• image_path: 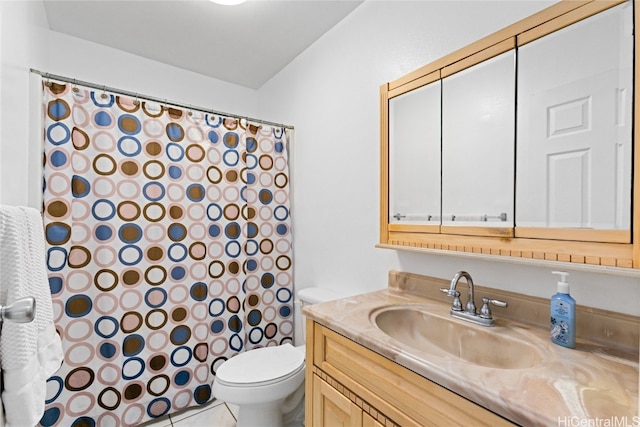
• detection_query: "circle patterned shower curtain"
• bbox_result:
[39,81,293,427]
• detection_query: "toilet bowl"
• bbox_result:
[213,343,305,426]
[212,287,351,427]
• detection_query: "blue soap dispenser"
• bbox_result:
[550,271,576,348]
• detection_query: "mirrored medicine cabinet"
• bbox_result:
[380,0,639,269]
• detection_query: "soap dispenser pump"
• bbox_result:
[550,271,576,348]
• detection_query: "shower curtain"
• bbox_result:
[38,81,293,427]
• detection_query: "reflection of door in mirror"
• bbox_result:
[516,2,632,231]
[441,51,515,228]
[389,80,441,224]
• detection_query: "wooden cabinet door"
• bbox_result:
[312,374,363,427]
[363,412,384,427]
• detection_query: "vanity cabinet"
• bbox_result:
[306,320,515,427]
[380,0,639,269]
[312,375,383,427]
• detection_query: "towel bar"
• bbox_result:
[0,296,36,324]
[392,212,508,222]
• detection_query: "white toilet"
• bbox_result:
[212,287,350,427]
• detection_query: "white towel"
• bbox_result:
[0,205,63,427]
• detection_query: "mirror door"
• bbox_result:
[441,50,515,236]
[388,78,441,231]
[516,1,633,242]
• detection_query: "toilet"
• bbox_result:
[212,287,350,427]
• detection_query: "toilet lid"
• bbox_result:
[216,343,305,386]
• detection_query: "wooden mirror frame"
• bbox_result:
[379,0,639,269]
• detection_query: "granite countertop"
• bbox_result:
[303,288,639,426]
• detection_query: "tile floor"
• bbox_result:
[138,400,239,427]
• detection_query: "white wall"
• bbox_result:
[0,0,257,208]
[257,1,640,318]
[0,0,49,208]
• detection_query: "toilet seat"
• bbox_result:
[215,343,305,388]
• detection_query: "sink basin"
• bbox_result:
[372,305,543,369]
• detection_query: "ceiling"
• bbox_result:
[42,0,363,89]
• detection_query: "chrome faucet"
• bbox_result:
[448,271,476,313]
[440,271,507,327]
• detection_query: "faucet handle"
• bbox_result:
[479,297,508,319]
[440,288,463,311]
[487,298,508,308]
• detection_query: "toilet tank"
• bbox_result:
[294,287,354,346]
[297,287,352,306]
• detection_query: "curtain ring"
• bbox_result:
[72,79,79,93]
[44,76,52,87]
[133,93,140,107]
[100,85,108,99]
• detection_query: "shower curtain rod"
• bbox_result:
[30,68,295,130]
